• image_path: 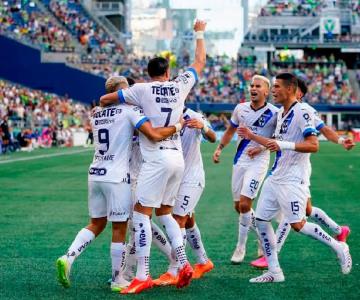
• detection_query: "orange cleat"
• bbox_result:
[176,262,193,289]
[192,260,214,279]
[120,277,153,294]
[250,256,268,269]
[152,272,178,286]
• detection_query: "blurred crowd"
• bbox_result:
[260,0,324,17]
[0,79,91,154]
[0,0,75,52]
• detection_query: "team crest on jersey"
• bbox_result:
[280,110,295,134]
[252,109,273,128]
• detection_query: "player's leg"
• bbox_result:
[185,213,214,279]
[307,198,350,241]
[56,181,107,288]
[107,182,133,292]
[283,184,352,275]
[250,179,284,283]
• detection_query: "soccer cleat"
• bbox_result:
[231,246,245,264]
[176,262,194,289]
[336,226,350,243]
[56,255,71,288]
[250,256,268,269]
[120,277,153,294]
[192,260,214,279]
[110,277,131,292]
[249,270,285,283]
[337,242,352,274]
[152,272,178,286]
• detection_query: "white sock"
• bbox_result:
[310,206,341,235]
[133,211,151,280]
[299,222,343,253]
[66,228,95,265]
[181,227,187,247]
[151,221,173,260]
[111,242,126,283]
[256,220,281,273]
[275,219,291,253]
[237,211,252,250]
[250,208,257,231]
[124,220,136,277]
[186,224,208,264]
[158,214,188,267]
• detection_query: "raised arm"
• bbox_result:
[189,20,207,76]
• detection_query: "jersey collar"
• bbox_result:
[281,101,298,118]
[250,102,267,112]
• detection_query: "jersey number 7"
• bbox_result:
[161,107,172,127]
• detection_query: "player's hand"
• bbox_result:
[342,138,355,150]
[237,126,253,140]
[179,116,185,128]
[266,140,280,152]
[194,20,207,32]
[91,106,101,116]
[185,118,204,129]
[213,148,221,164]
[247,147,262,159]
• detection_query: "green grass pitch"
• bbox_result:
[0,142,359,299]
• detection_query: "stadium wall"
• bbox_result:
[0,35,105,104]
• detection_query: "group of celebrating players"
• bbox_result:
[56,20,354,294]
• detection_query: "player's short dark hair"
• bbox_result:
[147,57,169,78]
[297,78,308,97]
[275,72,298,92]
[126,77,136,86]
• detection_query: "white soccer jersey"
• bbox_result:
[269,101,317,185]
[180,108,210,187]
[118,68,198,161]
[89,105,148,183]
[129,134,143,183]
[301,102,325,131]
[230,102,279,165]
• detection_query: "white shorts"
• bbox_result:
[173,183,204,216]
[255,177,307,224]
[136,150,184,208]
[88,181,132,222]
[232,161,268,201]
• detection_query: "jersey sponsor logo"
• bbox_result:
[151,85,178,96]
[279,110,295,134]
[174,73,191,84]
[89,167,107,176]
[155,97,178,104]
[95,118,115,126]
[252,109,274,128]
[92,107,122,119]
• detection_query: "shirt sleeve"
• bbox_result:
[128,106,149,129]
[299,108,317,138]
[313,111,325,130]
[174,68,198,101]
[117,84,143,106]
[230,105,240,128]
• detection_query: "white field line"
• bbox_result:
[0,148,92,165]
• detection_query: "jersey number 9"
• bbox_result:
[98,128,109,155]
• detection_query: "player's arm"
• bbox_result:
[237,126,271,147]
[185,118,216,143]
[320,126,355,150]
[212,125,237,163]
[189,20,207,76]
[100,86,140,107]
[138,121,183,142]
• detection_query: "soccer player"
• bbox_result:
[153,107,216,286]
[99,20,207,294]
[251,77,356,268]
[56,76,183,292]
[212,75,278,264]
[238,73,352,283]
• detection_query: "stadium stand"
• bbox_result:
[44,0,124,62]
[0,78,91,153]
[0,0,75,52]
